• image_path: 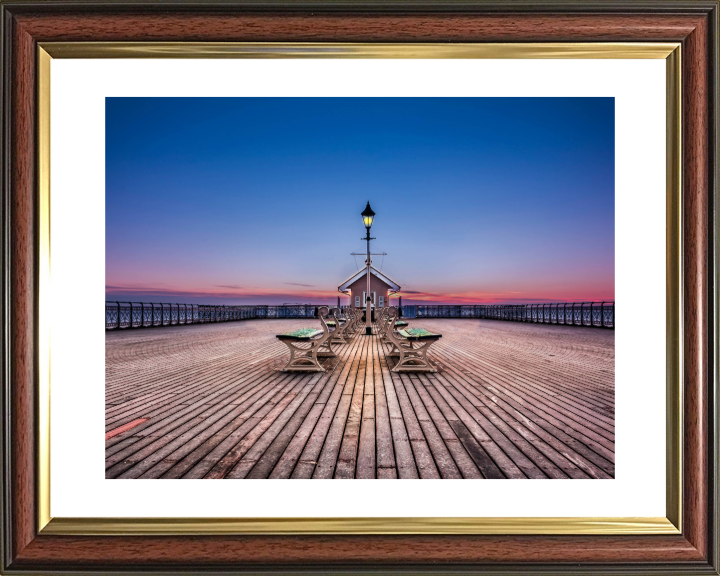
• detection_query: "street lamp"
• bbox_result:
[361,202,376,229]
[361,202,376,335]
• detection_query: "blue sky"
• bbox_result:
[106,97,614,305]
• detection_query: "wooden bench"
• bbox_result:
[276,306,336,372]
[377,307,409,342]
[386,326,442,372]
[377,306,391,329]
[326,307,352,344]
[345,306,361,334]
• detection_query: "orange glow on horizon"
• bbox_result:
[105,283,613,304]
[392,290,614,304]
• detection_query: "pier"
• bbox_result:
[106,318,615,479]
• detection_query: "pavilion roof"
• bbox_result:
[338,266,401,293]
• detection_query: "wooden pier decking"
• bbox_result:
[106,319,615,479]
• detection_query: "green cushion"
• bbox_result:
[399,328,441,340]
[395,321,409,327]
[277,328,323,340]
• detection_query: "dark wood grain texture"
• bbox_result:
[9,534,707,567]
[8,11,37,565]
[681,11,711,562]
[10,12,708,42]
[1,3,716,574]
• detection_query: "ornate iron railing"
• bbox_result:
[107,301,614,330]
[407,301,614,328]
[105,302,321,330]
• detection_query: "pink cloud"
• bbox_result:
[394,289,614,304]
[105,284,341,303]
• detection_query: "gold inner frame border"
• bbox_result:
[36,41,682,536]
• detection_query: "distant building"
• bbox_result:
[338,266,401,309]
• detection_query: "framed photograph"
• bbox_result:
[1,1,717,573]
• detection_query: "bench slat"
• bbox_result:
[398,328,441,340]
[277,328,323,340]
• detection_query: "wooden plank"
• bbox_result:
[226,376,321,479]
[355,335,377,479]
[430,322,613,438]
[399,373,462,479]
[440,326,615,427]
[443,341,615,441]
[245,358,345,479]
[408,374,482,479]
[418,370,519,479]
[289,332,365,478]
[376,333,417,479]
[333,335,369,479]
[150,373,306,479]
[204,380,305,479]
[312,334,368,478]
[106,368,299,477]
[417,376,505,480]
[432,368,587,479]
[372,334,397,477]
[268,335,364,479]
[386,365,440,479]
[111,372,300,478]
[105,343,289,441]
[436,352,615,477]
[105,418,148,441]
[105,336,291,430]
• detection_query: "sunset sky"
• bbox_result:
[106,97,614,305]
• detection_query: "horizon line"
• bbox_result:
[105,298,615,306]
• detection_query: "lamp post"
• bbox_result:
[361,201,376,335]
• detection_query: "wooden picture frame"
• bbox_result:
[1,1,717,573]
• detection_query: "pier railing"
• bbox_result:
[105,302,320,330]
[107,300,614,330]
[403,302,614,328]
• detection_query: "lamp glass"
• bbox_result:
[361,202,376,229]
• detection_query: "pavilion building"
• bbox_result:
[338,266,401,309]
